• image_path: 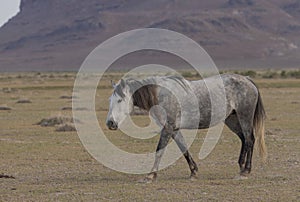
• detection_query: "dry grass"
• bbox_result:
[0,72,299,201]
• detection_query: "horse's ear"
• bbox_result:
[120,79,125,88]
[111,80,116,88]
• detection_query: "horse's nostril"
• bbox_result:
[107,120,113,127]
[107,120,117,129]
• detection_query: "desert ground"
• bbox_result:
[0,72,299,201]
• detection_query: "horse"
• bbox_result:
[106,74,266,182]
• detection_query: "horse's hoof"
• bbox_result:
[138,173,157,184]
[240,169,251,176]
[190,175,198,181]
[234,175,248,180]
[138,177,156,184]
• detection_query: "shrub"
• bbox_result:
[262,71,279,79]
[181,71,193,78]
[240,70,257,78]
[280,70,287,78]
[289,70,300,79]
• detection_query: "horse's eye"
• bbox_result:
[117,99,122,103]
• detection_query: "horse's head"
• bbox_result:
[106,79,133,130]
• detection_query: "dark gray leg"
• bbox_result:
[172,131,198,178]
[225,113,247,172]
[242,131,255,175]
[238,113,256,176]
[238,135,246,172]
[143,126,172,182]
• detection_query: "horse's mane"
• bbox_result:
[114,75,191,111]
[132,83,158,111]
[164,75,191,91]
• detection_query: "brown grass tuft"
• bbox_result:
[16,99,32,104]
[37,116,74,127]
[0,105,12,110]
[55,123,76,132]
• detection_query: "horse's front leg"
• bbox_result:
[142,127,172,183]
[172,131,198,179]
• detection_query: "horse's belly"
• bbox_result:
[178,107,226,130]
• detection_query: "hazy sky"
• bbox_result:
[0,0,21,27]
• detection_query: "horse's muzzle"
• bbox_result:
[106,120,118,130]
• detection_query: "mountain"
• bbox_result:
[0,0,300,71]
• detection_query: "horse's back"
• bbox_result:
[189,73,258,110]
[221,74,258,112]
[187,74,258,128]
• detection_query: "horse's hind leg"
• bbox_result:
[242,131,255,175]
[172,130,198,179]
[236,114,255,175]
[225,113,246,172]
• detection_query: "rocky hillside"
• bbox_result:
[0,0,299,71]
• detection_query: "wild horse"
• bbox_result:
[106,74,266,182]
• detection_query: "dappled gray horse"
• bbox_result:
[106,74,266,182]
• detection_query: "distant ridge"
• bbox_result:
[0,0,299,71]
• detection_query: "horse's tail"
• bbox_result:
[248,78,267,160]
